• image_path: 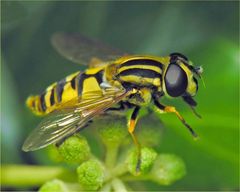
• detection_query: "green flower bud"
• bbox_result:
[77,160,104,190]
[150,154,186,185]
[39,179,67,192]
[58,135,90,164]
[97,115,128,146]
[127,147,157,176]
[47,145,63,163]
[137,113,163,147]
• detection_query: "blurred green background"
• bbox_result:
[1,1,239,191]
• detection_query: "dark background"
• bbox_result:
[1,1,239,191]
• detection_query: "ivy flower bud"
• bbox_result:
[39,179,67,192]
[97,115,128,146]
[150,154,186,185]
[127,147,157,176]
[77,160,104,190]
[137,113,163,147]
[58,135,90,164]
[47,145,63,163]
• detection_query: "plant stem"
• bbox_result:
[111,178,128,192]
[1,165,75,187]
[111,162,128,177]
[120,174,152,181]
[105,144,119,169]
[100,183,112,192]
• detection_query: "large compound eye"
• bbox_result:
[165,64,188,97]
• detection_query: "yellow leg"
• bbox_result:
[154,99,198,138]
[165,106,184,121]
[128,106,141,173]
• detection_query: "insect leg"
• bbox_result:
[182,96,201,118]
[154,99,198,138]
[128,106,141,172]
[189,106,202,119]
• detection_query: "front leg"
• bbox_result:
[182,95,202,118]
[153,99,198,138]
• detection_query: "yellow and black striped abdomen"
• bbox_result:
[26,71,80,115]
[117,58,163,88]
[26,67,105,116]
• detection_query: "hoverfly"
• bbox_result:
[22,32,203,170]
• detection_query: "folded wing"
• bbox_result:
[22,88,130,151]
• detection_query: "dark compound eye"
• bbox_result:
[165,64,188,97]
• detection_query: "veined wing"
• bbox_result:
[22,88,130,152]
[51,32,127,65]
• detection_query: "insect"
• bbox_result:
[22,32,203,170]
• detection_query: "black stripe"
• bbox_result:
[170,53,188,63]
[50,88,55,106]
[121,59,163,69]
[31,99,35,108]
[77,71,103,96]
[77,72,87,96]
[94,70,103,85]
[193,77,198,92]
[118,68,160,79]
[70,76,76,90]
[56,79,66,102]
[40,93,47,112]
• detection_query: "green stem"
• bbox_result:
[105,144,119,169]
[120,174,152,181]
[111,178,128,192]
[1,165,76,187]
[64,182,83,191]
[100,183,112,192]
[111,162,128,177]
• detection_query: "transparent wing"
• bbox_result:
[22,88,130,152]
[51,32,127,65]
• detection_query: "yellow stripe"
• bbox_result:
[82,77,102,94]
[65,71,80,81]
[46,82,57,92]
[120,75,161,86]
[31,71,81,115]
[85,66,104,75]
[118,65,162,74]
[61,82,78,102]
[44,90,52,109]
[115,55,170,66]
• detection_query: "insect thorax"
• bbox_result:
[104,56,168,106]
[106,56,166,92]
[126,87,152,106]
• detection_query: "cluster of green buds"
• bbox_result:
[39,113,186,191]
